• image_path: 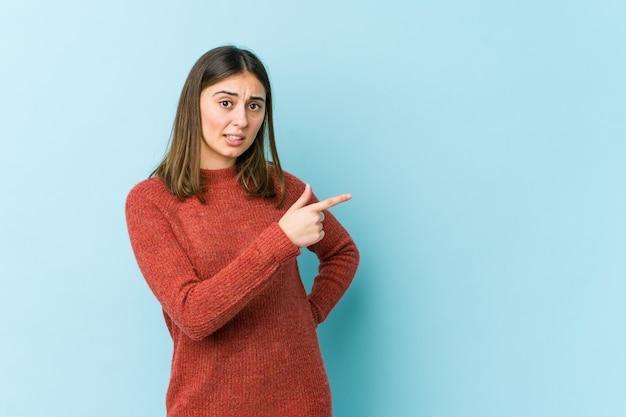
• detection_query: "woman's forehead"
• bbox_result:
[205,72,266,97]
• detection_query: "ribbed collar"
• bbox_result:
[199,166,239,187]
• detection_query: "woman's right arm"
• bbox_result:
[125,184,300,341]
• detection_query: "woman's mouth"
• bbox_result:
[224,134,245,145]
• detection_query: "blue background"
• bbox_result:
[1,1,625,416]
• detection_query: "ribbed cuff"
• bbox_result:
[261,222,301,264]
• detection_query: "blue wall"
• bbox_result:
[1,1,625,416]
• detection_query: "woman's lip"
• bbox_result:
[224,134,245,145]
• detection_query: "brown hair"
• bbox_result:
[152,46,285,206]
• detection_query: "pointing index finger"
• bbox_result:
[310,193,352,211]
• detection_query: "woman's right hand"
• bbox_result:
[278,184,352,248]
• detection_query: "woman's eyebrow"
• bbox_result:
[213,90,265,102]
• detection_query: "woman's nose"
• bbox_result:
[231,105,249,128]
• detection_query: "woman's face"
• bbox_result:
[198,71,266,169]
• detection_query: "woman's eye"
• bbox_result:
[249,103,262,111]
[219,100,232,108]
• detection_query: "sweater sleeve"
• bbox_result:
[125,183,300,340]
[285,177,360,325]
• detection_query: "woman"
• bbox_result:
[125,46,359,417]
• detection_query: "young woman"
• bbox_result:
[125,46,359,417]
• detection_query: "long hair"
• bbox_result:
[152,46,285,206]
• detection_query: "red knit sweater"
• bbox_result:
[125,166,359,417]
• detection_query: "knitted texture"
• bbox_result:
[125,166,359,417]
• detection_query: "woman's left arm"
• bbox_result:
[306,195,360,325]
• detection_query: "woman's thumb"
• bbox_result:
[289,184,312,211]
